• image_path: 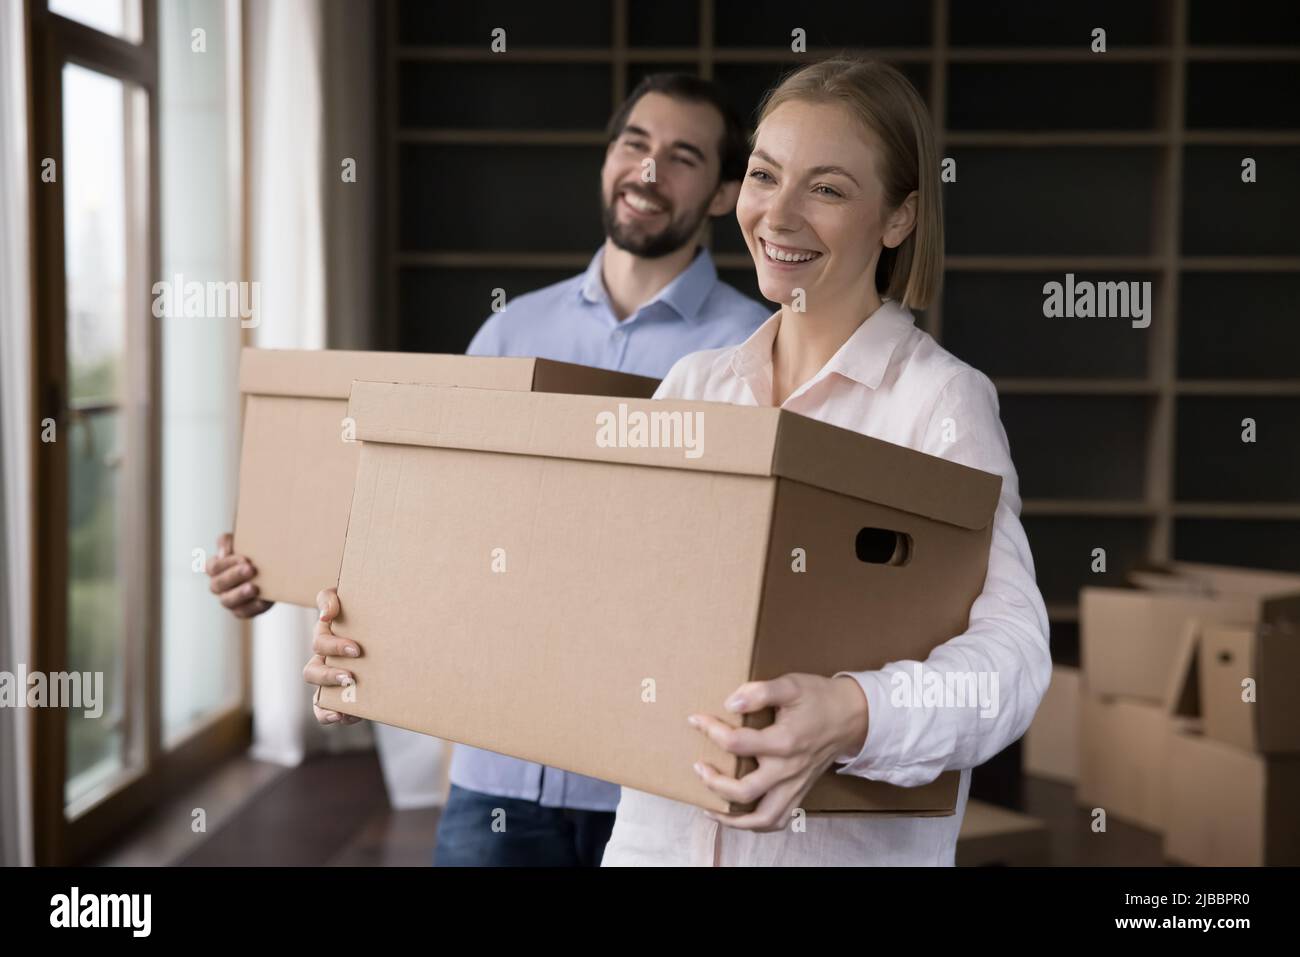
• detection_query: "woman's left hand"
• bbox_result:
[690,674,870,832]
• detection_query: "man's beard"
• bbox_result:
[601,183,711,259]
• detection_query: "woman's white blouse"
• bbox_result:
[600,300,1052,867]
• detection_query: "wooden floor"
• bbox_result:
[99,750,1167,867]
[1021,776,1165,867]
[178,752,442,867]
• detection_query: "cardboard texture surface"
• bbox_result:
[319,384,1004,814]
[233,349,658,606]
[1079,586,1258,705]
[1077,688,1193,834]
[1172,614,1300,754]
[1164,730,1300,866]
[1136,564,1300,752]
[1024,665,1080,784]
[1132,562,1300,599]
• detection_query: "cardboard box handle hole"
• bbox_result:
[855,527,912,567]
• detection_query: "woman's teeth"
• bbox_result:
[623,191,666,214]
[762,239,820,263]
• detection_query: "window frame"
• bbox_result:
[27,0,252,866]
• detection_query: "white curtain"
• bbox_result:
[244,0,449,806]
[245,0,350,764]
[0,0,35,867]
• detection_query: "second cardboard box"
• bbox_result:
[233,349,659,606]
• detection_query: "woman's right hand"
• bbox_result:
[304,587,364,726]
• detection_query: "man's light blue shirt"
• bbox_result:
[457,244,770,811]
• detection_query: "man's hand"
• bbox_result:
[206,532,273,619]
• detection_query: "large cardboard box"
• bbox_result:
[1166,613,1300,754]
[1164,729,1300,866]
[956,800,1050,866]
[1024,664,1080,784]
[318,383,1005,814]
[1135,562,1300,752]
[233,349,658,606]
[1077,687,1192,833]
[1079,586,1258,705]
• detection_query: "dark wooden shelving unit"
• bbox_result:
[378,0,1300,674]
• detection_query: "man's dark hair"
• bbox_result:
[604,73,749,184]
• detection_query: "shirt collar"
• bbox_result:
[728,299,916,392]
[578,249,608,306]
[578,245,718,325]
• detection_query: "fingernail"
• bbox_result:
[242,584,256,597]
[345,645,359,657]
[693,762,705,777]
[687,715,700,728]
[325,712,340,723]
[337,673,352,686]
[725,697,745,712]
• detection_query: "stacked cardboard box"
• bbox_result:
[1075,562,1300,864]
[1024,664,1080,785]
[1158,567,1300,866]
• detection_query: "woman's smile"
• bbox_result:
[759,236,823,268]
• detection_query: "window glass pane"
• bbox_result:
[65,410,126,799]
[159,0,242,745]
[49,0,142,43]
[64,66,126,408]
[62,62,137,805]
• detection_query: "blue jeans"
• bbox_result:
[432,784,617,867]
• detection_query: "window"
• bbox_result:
[60,61,150,809]
[49,0,142,43]
[29,0,248,864]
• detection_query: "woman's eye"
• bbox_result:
[748,169,773,183]
[814,184,842,197]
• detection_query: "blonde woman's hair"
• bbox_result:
[754,57,943,310]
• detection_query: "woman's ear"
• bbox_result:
[882,190,919,249]
[709,179,742,217]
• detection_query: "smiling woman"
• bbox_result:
[742,59,943,321]
[600,57,1051,867]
